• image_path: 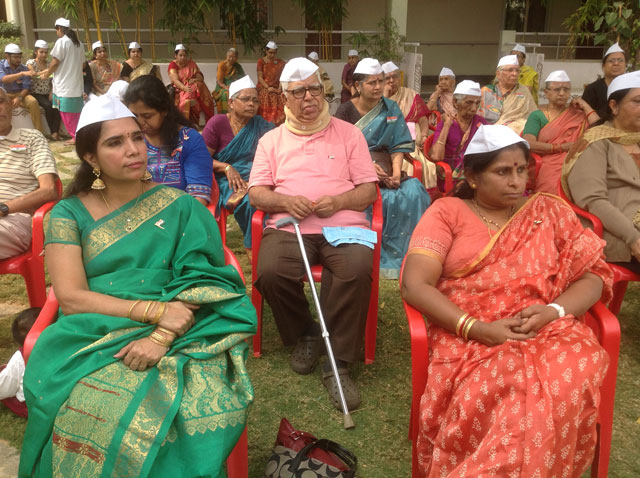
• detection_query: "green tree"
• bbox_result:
[564,0,640,68]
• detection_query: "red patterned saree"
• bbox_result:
[169,60,215,125]
[407,194,612,477]
[256,57,286,125]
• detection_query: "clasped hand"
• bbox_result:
[114,301,199,371]
[474,304,559,347]
[285,195,341,220]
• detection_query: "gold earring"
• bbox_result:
[91,168,106,190]
[470,183,477,189]
[141,169,152,181]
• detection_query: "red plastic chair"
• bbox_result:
[427,110,442,132]
[422,134,453,194]
[399,260,620,478]
[250,186,383,364]
[557,182,640,315]
[23,245,250,478]
[0,177,63,308]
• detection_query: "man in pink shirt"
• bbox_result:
[249,58,378,411]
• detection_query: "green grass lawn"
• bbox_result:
[0,147,639,476]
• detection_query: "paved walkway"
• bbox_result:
[0,440,19,477]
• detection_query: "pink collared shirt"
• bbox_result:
[249,117,378,234]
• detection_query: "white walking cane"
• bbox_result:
[275,216,356,429]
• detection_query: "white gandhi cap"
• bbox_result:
[55,18,70,28]
[174,44,186,52]
[4,43,21,54]
[354,58,383,75]
[465,124,529,156]
[497,55,519,68]
[76,94,136,133]
[439,67,455,77]
[229,75,256,99]
[347,49,358,57]
[92,41,104,51]
[106,80,129,102]
[382,61,399,74]
[607,71,640,99]
[604,42,624,58]
[453,80,481,97]
[280,57,319,82]
[307,51,319,61]
[544,70,571,83]
[34,40,48,49]
[128,42,141,50]
[265,41,277,50]
[511,43,526,54]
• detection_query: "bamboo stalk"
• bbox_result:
[203,16,219,59]
[150,0,156,60]
[136,12,140,44]
[79,1,92,52]
[107,0,127,56]
[92,0,102,43]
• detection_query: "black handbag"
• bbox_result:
[265,438,357,478]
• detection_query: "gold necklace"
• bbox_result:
[472,199,514,235]
[99,182,146,232]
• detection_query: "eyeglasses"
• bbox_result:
[548,87,571,94]
[606,57,625,64]
[501,67,520,74]
[236,96,258,104]
[285,85,323,99]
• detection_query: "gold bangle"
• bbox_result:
[463,318,477,341]
[150,302,166,325]
[151,331,173,346]
[141,301,154,323]
[156,325,176,338]
[224,164,232,172]
[455,312,469,337]
[128,300,142,319]
[148,333,171,348]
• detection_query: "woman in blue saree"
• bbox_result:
[335,59,431,278]
[203,76,274,248]
[19,95,256,478]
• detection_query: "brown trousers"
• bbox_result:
[254,228,372,363]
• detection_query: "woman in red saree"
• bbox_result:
[523,70,599,193]
[168,45,215,126]
[402,124,612,478]
[256,42,286,125]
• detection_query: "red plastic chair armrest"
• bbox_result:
[23,288,59,363]
[404,153,423,181]
[223,245,246,285]
[556,181,604,237]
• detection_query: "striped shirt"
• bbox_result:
[0,127,57,203]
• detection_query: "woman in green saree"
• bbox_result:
[19,95,257,478]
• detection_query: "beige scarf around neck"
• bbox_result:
[284,100,331,135]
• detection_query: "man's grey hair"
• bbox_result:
[227,47,237,55]
[280,71,323,93]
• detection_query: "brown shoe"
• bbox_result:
[289,336,323,375]
[322,367,361,411]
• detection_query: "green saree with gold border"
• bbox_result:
[19,185,256,478]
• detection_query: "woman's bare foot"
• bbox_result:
[63,138,75,145]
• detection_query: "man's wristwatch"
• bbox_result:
[547,303,565,318]
[0,203,9,217]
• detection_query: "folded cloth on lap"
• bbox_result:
[322,226,377,249]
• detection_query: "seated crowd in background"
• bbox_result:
[3,23,639,476]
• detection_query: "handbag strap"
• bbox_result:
[290,438,357,477]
